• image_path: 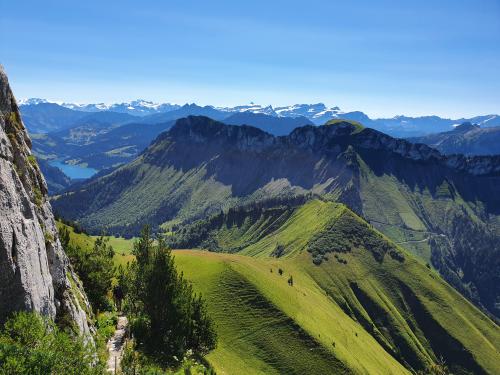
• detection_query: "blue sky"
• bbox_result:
[1,0,499,118]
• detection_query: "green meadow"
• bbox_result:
[57,200,500,374]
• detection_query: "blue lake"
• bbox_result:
[49,160,97,180]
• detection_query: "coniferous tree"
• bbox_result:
[123,226,216,364]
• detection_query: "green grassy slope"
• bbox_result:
[52,159,238,234]
[172,200,500,375]
[56,221,135,266]
[325,119,365,134]
[175,251,408,375]
[355,153,500,316]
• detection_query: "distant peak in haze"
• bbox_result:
[452,122,480,132]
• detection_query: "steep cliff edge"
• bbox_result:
[0,66,93,337]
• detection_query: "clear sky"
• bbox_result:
[1,0,499,118]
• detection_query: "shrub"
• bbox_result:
[0,311,103,374]
[33,186,43,208]
[59,226,115,312]
[27,155,38,169]
[271,243,285,258]
[121,340,216,375]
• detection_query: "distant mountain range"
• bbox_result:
[19,98,181,117]
[407,122,500,156]
[19,98,500,137]
[20,99,500,192]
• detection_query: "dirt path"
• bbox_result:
[397,238,429,245]
[107,316,128,374]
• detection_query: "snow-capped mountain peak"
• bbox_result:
[62,102,111,111]
[275,103,343,123]
[19,98,346,124]
[18,98,49,106]
[126,99,160,109]
[218,104,278,116]
[217,102,344,122]
[53,99,180,116]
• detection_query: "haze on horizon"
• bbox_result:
[1,0,499,119]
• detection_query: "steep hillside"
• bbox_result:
[408,122,500,155]
[52,116,500,318]
[171,199,500,375]
[0,66,93,337]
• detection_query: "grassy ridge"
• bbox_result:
[356,153,500,317]
[174,251,408,375]
[172,200,500,374]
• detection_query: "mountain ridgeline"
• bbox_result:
[52,116,500,320]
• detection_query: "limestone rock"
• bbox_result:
[0,65,94,339]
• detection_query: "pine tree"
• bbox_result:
[124,226,217,364]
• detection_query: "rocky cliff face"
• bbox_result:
[0,66,93,337]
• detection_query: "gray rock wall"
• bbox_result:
[0,65,93,338]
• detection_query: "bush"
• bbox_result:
[59,226,115,312]
[121,340,216,375]
[96,311,118,341]
[0,311,103,374]
[271,243,285,258]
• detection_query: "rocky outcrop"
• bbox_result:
[289,122,500,176]
[167,118,500,177]
[0,65,94,338]
[163,116,276,151]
